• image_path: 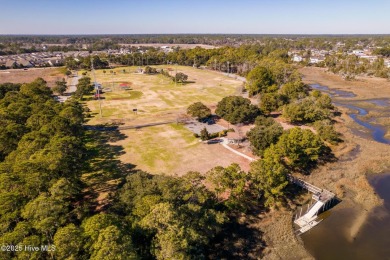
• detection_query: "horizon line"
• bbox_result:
[1,33,390,37]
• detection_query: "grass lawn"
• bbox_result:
[86,66,249,175]
[86,65,242,125]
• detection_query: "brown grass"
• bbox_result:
[86,67,247,176]
[300,67,390,99]
[260,210,313,260]
[298,66,390,241]
[0,67,65,87]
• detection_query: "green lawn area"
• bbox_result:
[104,90,143,100]
[86,66,243,174]
[86,65,242,125]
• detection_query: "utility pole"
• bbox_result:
[175,63,178,87]
[91,56,102,118]
[110,63,114,91]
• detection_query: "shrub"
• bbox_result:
[200,127,210,141]
[275,128,326,171]
[246,66,275,96]
[314,120,342,145]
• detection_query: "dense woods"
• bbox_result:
[0,79,86,259]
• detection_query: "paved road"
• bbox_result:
[68,74,79,93]
[84,120,176,131]
[57,73,79,102]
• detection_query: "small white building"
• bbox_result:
[360,55,378,63]
[161,46,173,53]
[352,50,364,56]
[310,56,325,64]
[292,55,303,62]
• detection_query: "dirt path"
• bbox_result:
[57,74,80,102]
[220,138,255,161]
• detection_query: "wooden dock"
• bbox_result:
[288,175,336,235]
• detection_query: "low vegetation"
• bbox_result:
[282,91,333,124]
[0,82,21,99]
[275,128,327,172]
[144,65,158,74]
[0,78,86,259]
[314,119,342,145]
[65,55,109,70]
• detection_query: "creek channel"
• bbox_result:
[301,84,390,259]
[310,84,390,145]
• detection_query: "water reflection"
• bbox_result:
[335,103,390,145]
[310,84,390,145]
[302,174,390,260]
[310,84,357,98]
[302,83,390,259]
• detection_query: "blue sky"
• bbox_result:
[1,0,389,34]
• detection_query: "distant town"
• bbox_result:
[1,36,389,81]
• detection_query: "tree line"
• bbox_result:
[2,35,390,55]
[0,79,87,259]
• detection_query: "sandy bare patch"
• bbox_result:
[113,125,251,176]
[0,67,65,87]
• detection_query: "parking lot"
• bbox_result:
[185,119,226,135]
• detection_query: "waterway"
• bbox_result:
[310,84,390,145]
[301,84,390,260]
[302,173,390,260]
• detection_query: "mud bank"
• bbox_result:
[299,67,390,259]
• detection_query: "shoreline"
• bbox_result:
[247,67,390,259]
[299,67,390,245]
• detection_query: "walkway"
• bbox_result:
[220,138,255,162]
